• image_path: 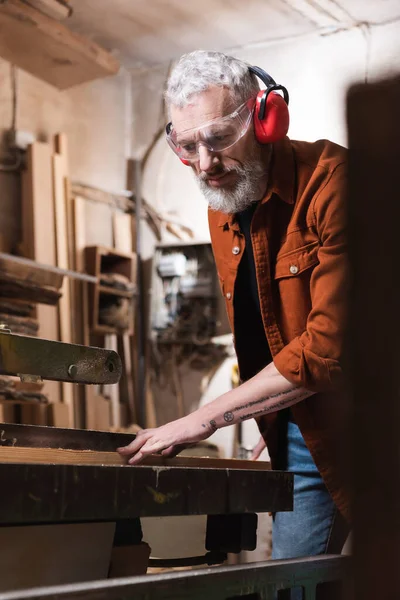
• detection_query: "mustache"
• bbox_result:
[198,164,244,182]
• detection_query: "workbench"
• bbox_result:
[0,422,293,593]
[0,331,349,599]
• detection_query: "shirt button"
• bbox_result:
[290,265,299,274]
[232,246,240,255]
[226,292,232,300]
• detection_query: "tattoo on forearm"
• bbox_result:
[212,387,310,429]
[224,411,234,423]
[202,420,218,431]
[238,391,310,421]
[232,386,298,414]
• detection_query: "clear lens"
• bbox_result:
[167,99,254,162]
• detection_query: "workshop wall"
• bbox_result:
[0,57,128,251]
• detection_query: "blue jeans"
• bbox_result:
[272,419,349,599]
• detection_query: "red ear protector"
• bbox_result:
[248,66,289,144]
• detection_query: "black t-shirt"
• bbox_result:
[234,203,292,459]
[234,203,272,379]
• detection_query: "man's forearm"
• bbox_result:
[199,362,314,432]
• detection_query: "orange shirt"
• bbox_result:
[208,136,350,520]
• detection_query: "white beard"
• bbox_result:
[196,160,267,215]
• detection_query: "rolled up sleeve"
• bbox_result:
[273,164,348,392]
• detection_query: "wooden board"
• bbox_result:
[0,446,271,470]
[47,403,70,428]
[22,142,60,403]
[20,403,48,426]
[54,134,75,275]
[0,255,63,289]
[113,212,133,254]
[118,334,137,424]
[0,275,61,305]
[0,402,15,423]
[104,334,120,428]
[72,195,91,429]
[73,196,89,346]
[85,394,110,431]
[53,140,74,425]
[0,0,119,89]
[85,201,113,248]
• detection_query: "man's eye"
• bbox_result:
[213,134,227,142]
[181,143,196,153]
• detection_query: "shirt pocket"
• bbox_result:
[273,241,320,339]
[274,241,320,280]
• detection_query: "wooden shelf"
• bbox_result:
[0,0,120,89]
[85,246,137,336]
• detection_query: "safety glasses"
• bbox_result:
[166,98,255,163]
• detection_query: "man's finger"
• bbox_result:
[127,439,170,463]
[161,443,187,457]
[128,451,145,465]
[117,431,152,454]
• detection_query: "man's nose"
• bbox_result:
[198,144,219,172]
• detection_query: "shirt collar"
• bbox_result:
[216,136,295,229]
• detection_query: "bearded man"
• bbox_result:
[118,51,350,582]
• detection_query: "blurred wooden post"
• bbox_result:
[347,75,400,600]
[127,158,146,428]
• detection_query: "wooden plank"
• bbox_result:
[0,276,61,305]
[118,334,137,424]
[0,0,120,90]
[73,196,90,429]
[85,394,110,431]
[0,402,15,423]
[47,403,70,428]
[0,298,34,317]
[85,202,113,248]
[113,212,133,254]
[54,134,75,273]
[73,196,89,346]
[20,403,48,426]
[53,141,73,425]
[104,334,120,428]
[145,366,157,429]
[0,446,271,470]
[118,402,129,428]
[0,255,63,289]
[0,312,38,336]
[23,142,60,403]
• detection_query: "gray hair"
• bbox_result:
[165,51,260,109]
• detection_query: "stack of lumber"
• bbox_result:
[0,299,38,336]
[18,136,74,424]
[0,375,48,424]
[0,256,62,307]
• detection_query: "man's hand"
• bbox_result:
[251,435,267,460]
[117,413,213,464]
